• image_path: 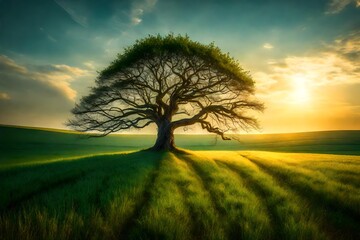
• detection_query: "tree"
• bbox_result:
[68,34,264,151]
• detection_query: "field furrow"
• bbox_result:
[242,152,360,240]
[179,152,272,240]
[276,158,360,192]
[171,153,226,240]
[243,153,360,219]
[0,151,161,240]
[128,152,193,240]
[118,164,160,238]
[1,146,360,240]
[176,153,229,226]
[218,160,326,240]
[194,151,327,240]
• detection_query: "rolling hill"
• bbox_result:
[1,125,359,168]
[0,125,359,239]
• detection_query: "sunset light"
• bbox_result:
[291,75,310,104]
[0,0,358,133]
[1,1,359,239]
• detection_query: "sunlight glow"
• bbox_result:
[291,75,310,104]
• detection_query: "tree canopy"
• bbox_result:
[68,34,264,150]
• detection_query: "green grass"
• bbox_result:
[0,125,360,239]
[1,125,359,168]
[0,151,162,239]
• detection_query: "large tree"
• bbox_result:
[68,34,264,150]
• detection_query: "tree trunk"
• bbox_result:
[152,120,175,151]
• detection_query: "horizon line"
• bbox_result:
[1,123,359,136]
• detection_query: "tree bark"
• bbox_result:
[152,120,175,151]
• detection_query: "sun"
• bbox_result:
[291,75,310,104]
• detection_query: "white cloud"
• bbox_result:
[33,65,89,101]
[329,31,360,56]
[0,55,88,101]
[0,55,27,74]
[325,0,360,14]
[0,92,10,100]
[266,59,278,65]
[277,52,358,86]
[83,61,96,70]
[263,43,274,49]
[132,16,142,25]
[0,56,95,128]
[52,64,87,76]
[130,0,157,25]
[33,72,77,101]
[254,32,360,104]
[131,8,144,25]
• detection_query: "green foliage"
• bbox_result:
[99,34,253,87]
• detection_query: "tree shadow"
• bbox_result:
[0,150,164,213]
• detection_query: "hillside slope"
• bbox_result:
[1,125,359,167]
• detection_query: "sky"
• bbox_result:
[0,0,359,133]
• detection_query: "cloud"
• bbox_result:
[325,0,360,14]
[0,92,10,100]
[0,55,27,74]
[329,31,360,61]
[255,31,359,96]
[131,9,144,25]
[34,73,77,101]
[266,59,278,65]
[52,64,87,76]
[0,55,88,101]
[253,32,360,132]
[83,61,96,70]
[275,52,357,86]
[0,55,90,128]
[263,43,274,49]
[130,0,157,25]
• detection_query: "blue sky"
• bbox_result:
[0,0,359,133]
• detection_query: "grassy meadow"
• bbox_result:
[0,125,359,239]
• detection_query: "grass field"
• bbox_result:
[0,125,359,239]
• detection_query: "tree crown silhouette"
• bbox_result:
[68,34,264,150]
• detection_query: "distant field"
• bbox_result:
[0,125,359,239]
[1,125,359,168]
